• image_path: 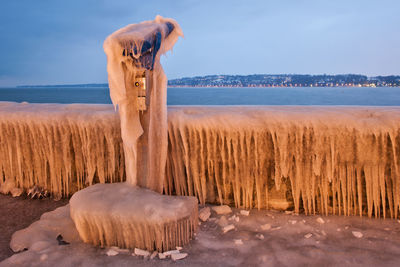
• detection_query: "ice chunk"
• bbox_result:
[171,253,188,261]
[256,234,265,240]
[134,248,150,257]
[199,207,211,222]
[223,224,235,233]
[240,210,250,216]
[158,252,166,259]
[304,233,313,239]
[212,205,232,215]
[150,251,158,259]
[317,217,325,224]
[11,188,23,197]
[234,239,243,245]
[106,249,119,256]
[0,180,22,197]
[261,224,271,231]
[352,231,363,238]
[163,250,180,256]
[108,246,129,253]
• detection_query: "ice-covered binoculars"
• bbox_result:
[121,22,175,111]
[122,22,175,71]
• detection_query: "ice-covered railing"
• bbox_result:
[167,106,400,218]
[1,102,400,218]
[0,102,124,199]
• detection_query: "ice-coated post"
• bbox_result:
[71,17,197,252]
[104,16,183,192]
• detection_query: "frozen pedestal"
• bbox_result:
[69,183,198,251]
[79,16,195,252]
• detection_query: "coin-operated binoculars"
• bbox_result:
[104,16,183,192]
[70,17,197,253]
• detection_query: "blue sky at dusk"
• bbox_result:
[0,0,399,86]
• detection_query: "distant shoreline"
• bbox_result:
[15,73,400,88]
[12,85,400,89]
[167,85,400,88]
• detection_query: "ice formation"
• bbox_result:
[10,205,81,253]
[67,17,198,253]
[166,106,400,218]
[69,183,198,251]
[103,15,183,192]
[0,102,124,198]
[1,103,400,218]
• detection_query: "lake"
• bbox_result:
[0,86,399,106]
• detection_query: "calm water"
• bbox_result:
[0,86,399,106]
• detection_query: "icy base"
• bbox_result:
[3,204,400,267]
[70,183,198,251]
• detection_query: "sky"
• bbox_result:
[0,0,399,86]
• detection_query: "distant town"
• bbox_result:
[168,74,400,88]
[17,74,400,88]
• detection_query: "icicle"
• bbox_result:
[0,103,124,197]
[2,104,400,219]
[165,106,400,218]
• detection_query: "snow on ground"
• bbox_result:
[2,203,400,267]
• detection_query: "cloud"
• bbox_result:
[0,0,399,86]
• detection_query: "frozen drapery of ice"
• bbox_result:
[166,106,400,218]
[2,103,400,218]
[0,102,124,198]
[103,16,183,192]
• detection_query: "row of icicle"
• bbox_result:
[0,103,125,199]
[72,203,198,251]
[1,103,400,218]
[165,106,400,219]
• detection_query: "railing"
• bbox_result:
[1,102,400,218]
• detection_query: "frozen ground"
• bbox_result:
[1,195,400,266]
